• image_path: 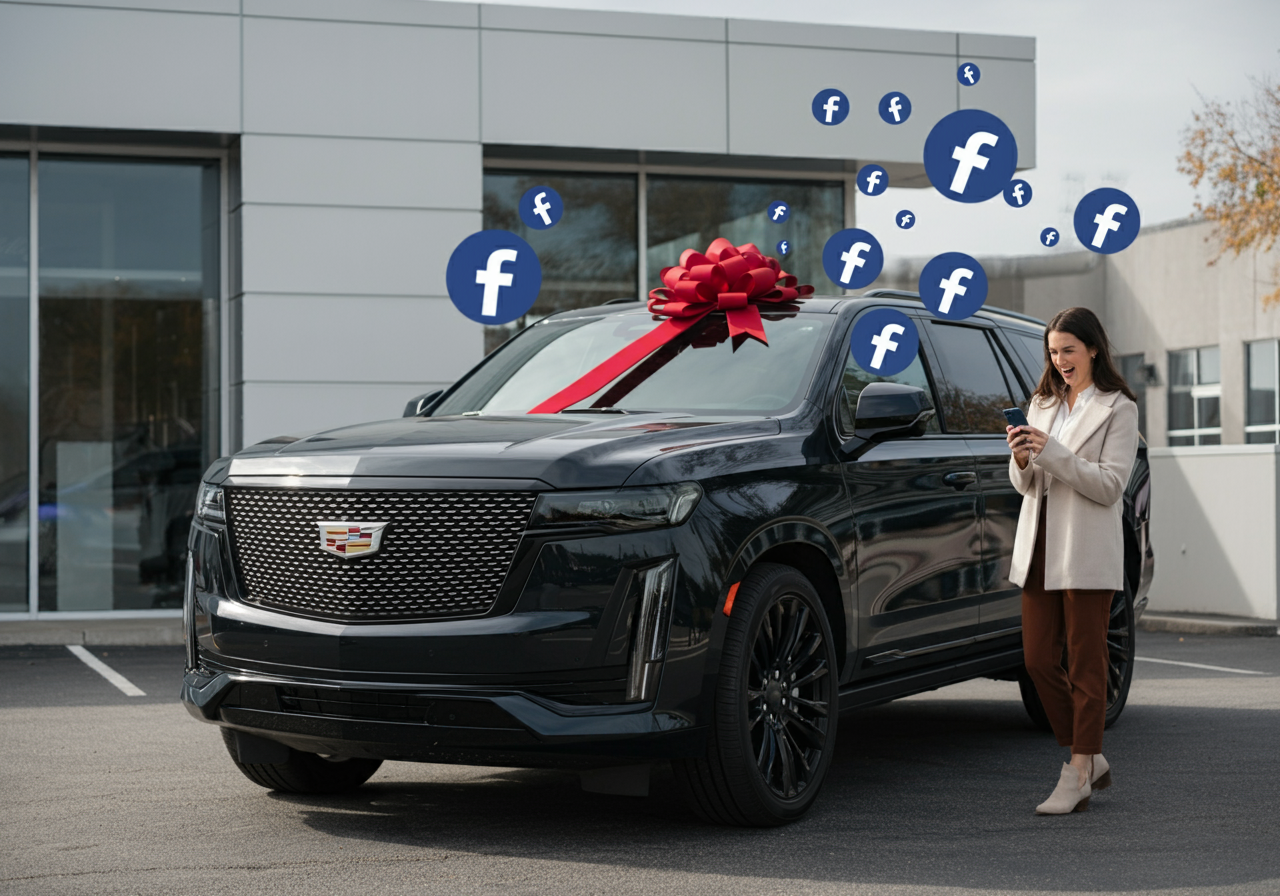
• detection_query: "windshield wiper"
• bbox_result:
[559,408,633,414]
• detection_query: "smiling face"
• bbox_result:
[1047,329,1096,392]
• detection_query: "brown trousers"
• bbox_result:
[1021,501,1112,755]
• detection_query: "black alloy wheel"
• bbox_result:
[674,562,838,826]
[1017,580,1136,732]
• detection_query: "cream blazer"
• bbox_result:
[1008,388,1139,591]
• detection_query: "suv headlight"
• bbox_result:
[195,482,225,523]
[529,483,702,532]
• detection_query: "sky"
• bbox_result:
[437,0,1280,260]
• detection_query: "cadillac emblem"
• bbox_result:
[316,521,389,558]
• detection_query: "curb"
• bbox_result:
[1139,613,1278,637]
[0,620,184,647]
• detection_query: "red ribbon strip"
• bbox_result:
[529,238,813,414]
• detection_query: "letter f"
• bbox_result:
[1091,203,1127,248]
[475,248,518,317]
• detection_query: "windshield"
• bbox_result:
[432,310,833,416]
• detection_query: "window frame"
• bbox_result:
[1166,345,1223,446]
[1245,338,1280,444]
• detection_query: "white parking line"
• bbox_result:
[1136,656,1268,676]
[66,645,146,696]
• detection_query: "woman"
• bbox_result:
[1005,306,1139,815]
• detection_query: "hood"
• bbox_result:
[216,413,782,489]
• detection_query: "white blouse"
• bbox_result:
[1041,384,1096,494]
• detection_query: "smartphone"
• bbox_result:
[1002,407,1029,429]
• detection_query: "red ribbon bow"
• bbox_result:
[528,238,813,414]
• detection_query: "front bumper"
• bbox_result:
[181,667,704,767]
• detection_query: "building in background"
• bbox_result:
[0,0,1036,620]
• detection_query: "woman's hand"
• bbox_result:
[1006,424,1048,469]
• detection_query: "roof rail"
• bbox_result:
[859,288,1046,327]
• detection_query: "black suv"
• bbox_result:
[183,292,1153,826]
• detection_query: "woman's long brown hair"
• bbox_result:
[1033,306,1137,404]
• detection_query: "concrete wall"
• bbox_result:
[1147,446,1279,621]
[0,0,1037,449]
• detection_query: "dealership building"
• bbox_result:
[0,0,1042,620]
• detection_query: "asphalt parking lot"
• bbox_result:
[2,631,1278,896]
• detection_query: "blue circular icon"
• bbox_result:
[1040,227,1061,248]
[822,228,884,290]
[851,309,920,377]
[857,164,889,197]
[768,200,791,224]
[1004,179,1033,208]
[776,239,791,257]
[1073,188,1141,254]
[896,210,916,230]
[878,92,912,125]
[957,62,982,86]
[812,88,850,126]
[445,230,542,325]
[518,185,563,230]
[918,252,988,321]
[923,109,1019,204]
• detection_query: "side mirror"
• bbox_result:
[848,382,935,445]
[403,388,446,417]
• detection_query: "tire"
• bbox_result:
[1017,581,1136,732]
[220,728,383,794]
[673,562,838,827]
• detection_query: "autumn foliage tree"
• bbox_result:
[1179,77,1280,304]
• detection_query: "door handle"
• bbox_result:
[943,471,977,489]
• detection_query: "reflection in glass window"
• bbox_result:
[0,156,29,612]
[38,158,219,611]
[646,176,843,297]
[483,172,637,353]
[1246,340,1279,444]
[926,323,1016,434]
[837,331,938,436]
[1167,346,1222,446]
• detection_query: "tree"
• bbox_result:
[1178,77,1280,304]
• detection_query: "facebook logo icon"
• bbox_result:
[1003,179,1033,208]
[776,239,791,257]
[1040,227,1060,248]
[811,88,850,126]
[822,228,884,290]
[957,62,982,86]
[918,251,989,321]
[850,308,919,378]
[1073,188,1141,254]
[878,92,912,125]
[858,165,889,197]
[768,200,791,223]
[923,109,1019,204]
[896,210,916,230]
[445,230,542,325]
[518,185,563,230]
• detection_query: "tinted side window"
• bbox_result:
[926,323,1017,433]
[837,335,940,435]
[1011,331,1048,384]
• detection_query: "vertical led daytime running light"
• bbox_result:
[626,559,676,702]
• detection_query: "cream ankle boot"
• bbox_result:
[1035,763,1091,815]
[1091,754,1111,790]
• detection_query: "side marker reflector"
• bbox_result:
[722,582,741,617]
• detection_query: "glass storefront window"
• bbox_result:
[37,158,220,611]
[0,156,29,613]
[646,176,843,296]
[1246,339,1278,443]
[482,171,638,353]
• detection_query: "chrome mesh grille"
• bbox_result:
[225,489,536,622]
